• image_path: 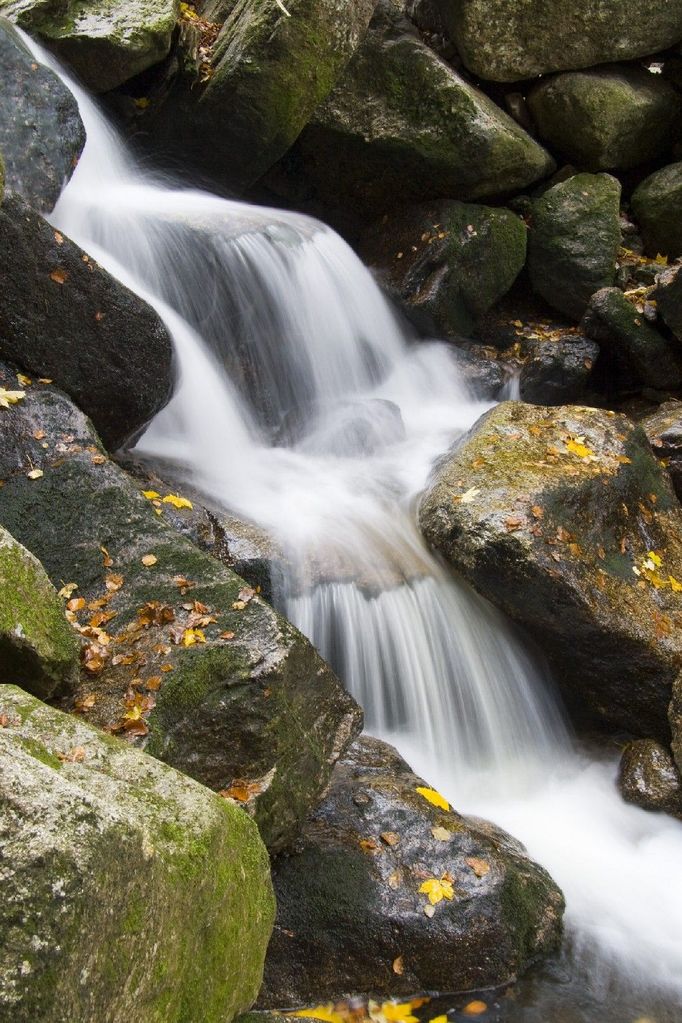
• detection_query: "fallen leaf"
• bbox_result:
[143,490,161,500]
[359,838,380,852]
[566,438,595,459]
[431,826,450,841]
[162,493,193,510]
[392,956,404,976]
[419,876,455,905]
[423,904,435,919]
[219,778,267,802]
[670,576,682,593]
[181,627,206,647]
[57,746,86,763]
[219,631,236,640]
[26,468,43,480]
[100,546,114,567]
[462,1002,487,1016]
[141,554,158,567]
[49,268,68,285]
[388,870,401,890]
[16,373,32,387]
[105,573,124,592]
[90,453,106,465]
[416,786,450,811]
[74,693,96,711]
[381,831,400,847]
[66,597,85,612]
[459,487,480,504]
[58,582,78,599]
[505,516,523,530]
[465,857,490,878]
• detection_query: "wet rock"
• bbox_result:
[528,173,621,321]
[435,0,682,82]
[631,162,682,260]
[1,0,180,93]
[527,66,682,172]
[360,200,527,337]
[259,735,564,1007]
[419,402,682,738]
[0,193,173,451]
[0,684,274,1023]
[640,401,682,502]
[0,21,85,213]
[449,345,509,399]
[581,287,682,391]
[654,263,682,342]
[518,332,600,406]
[618,738,682,818]
[268,1,554,217]
[670,671,682,777]
[0,525,78,700]
[0,365,362,851]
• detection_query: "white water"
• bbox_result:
[27,34,682,1017]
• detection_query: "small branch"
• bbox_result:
[274,0,291,15]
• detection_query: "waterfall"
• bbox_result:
[25,34,682,1020]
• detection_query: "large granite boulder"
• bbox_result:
[0,20,85,213]
[618,738,682,819]
[434,1,682,82]
[0,194,173,451]
[0,684,274,1023]
[632,164,682,260]
[0,364,362,852]
[419,401,682,738]
[0,0,180,92]
[259,736,564,1006]
[641,401,682,502]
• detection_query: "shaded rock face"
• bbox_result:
[269,1,554,217]
[259,736,564,1007]
[0,0,180,92]
[655,264,682,342]
[641,401,682,502]
[631,162,682,260]
[419,402,682,738]
[0,365,362,852]
[435,0,682,82]
[528,173,621,321]
[527,66,682,173]
[518,333,600,406]
[670,671,682,778]
[618,738,682,819]
[0,525,78,700]
[0,685,275,1023]
[360,200,527,337]
[0,20,85,213]
[0,194,173,451]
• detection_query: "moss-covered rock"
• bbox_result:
[268,0,554,217]
[0,526,78,700]
[631,163,682,260]
[654,264,682,342]
[0,193,173,451]
[0,684,274,1023]
[0,20,85,213]
[581,287,682,391]
[618,738,682,819]
[528,66,682,172]
[259,735,564,1006]
[528,173,621,321]
[435,0,682,82]
[0,0,180,92]
[360,199,527,337]
[419,401,682,738]
[641,400,682,502]
[0,363,362,851]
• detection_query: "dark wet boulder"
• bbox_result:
[641,401,682,502]
[654,263,682,342]
[419,401,682,738]
[259,735,564,1007]
[0,684,274,1023]
[0,524,78,700]
[528,173,621,321]
[518,331,600,406]
[618,738,682,819]
[581,287,682,391]
[360,200,527,337]
[0,364,362,852]
[0,0,180,93]
[435,0,682,82]
[0,193,173,451]
[0,20,85,213]
[527,66,682,173]
[449,345,509,400]
[631,163,682,260]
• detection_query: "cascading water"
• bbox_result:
[26,34,682,1021]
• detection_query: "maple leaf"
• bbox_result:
[288,1006,344,1023]
[375,1002,420,1023]
[566,438,595,459]
[162,493,193,510]
[419,876,455,905]
[143,490,161,500]
[669,576,682,593]
[416,786,450,811]
[181,627,206,647]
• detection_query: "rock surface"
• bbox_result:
[259,736,564,1006]
[0,0,180,92]
[0,20,85,213]
[631,163,682,259]
[528,66,682,172]
[0,684,274,1023]
[419,402,682,738]
[655,264,682,342]
[618,738,682,818]
[528,173,621,321]
[0,193,173,451]
[0,364,362,852]
[641,401,682,502]
[0,525,78,700]
[436,1,682,81]
[518,332,600,406]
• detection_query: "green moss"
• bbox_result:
[18,735,63,770]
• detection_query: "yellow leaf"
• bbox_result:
[17,373,32,387]
[27,468,44,479]
[669,576,682,593]
[419,876,455,905]
[287,1007,344,1023]
[141,554,158,567]
[654,253,668,266]
[647,551,662,568]
[378,1002,420,1023]
[415,786,450,811]
[162,493,193,510]
[58,582,78,599]
[429,1017,448,1023]
[0,387,26,408]
[182,628,206,647]
[566,438,595,459]
[142,490,161,500]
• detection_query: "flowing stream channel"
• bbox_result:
[27,35,682,1022]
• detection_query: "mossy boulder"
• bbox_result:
[528,66,682,172]
[0,0,180,92]
[528,173,621,321]
[0,684,274,1023]
[631,163,682,260]
[618,738,682,819]
[0,193,173,451]
[435,0,682,82]
[0,364,362,851]
[0,20,85,213]
[0,526,78,699]
[419,402,682,738]
[360,200,527,337]
[641,400,682,502]
[654,264,682,342]
[269,0,554,216]
[259,736,564,1007]
[581,287,682,391]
